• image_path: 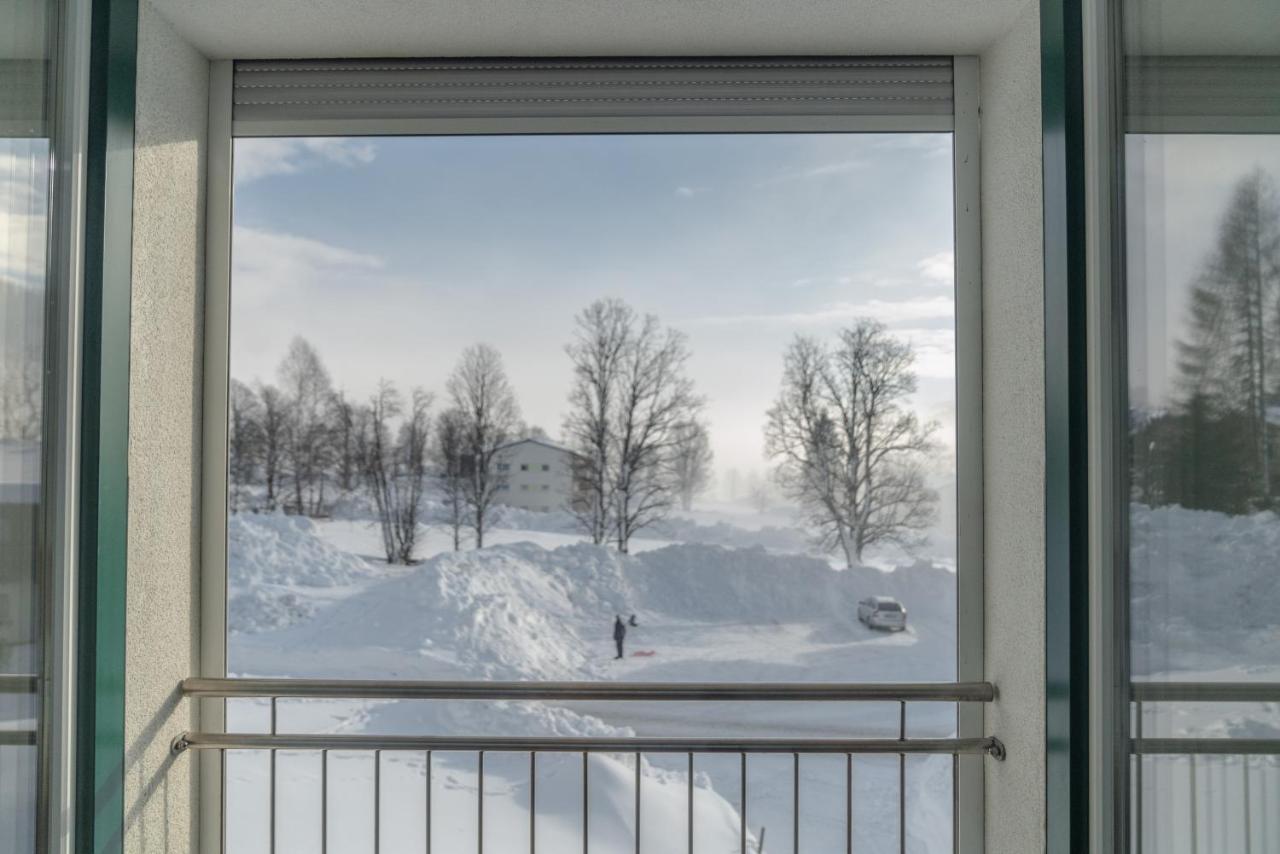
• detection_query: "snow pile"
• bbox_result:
[279,542,636,680]
[1130,504,1280,677]
[227,512,375,633]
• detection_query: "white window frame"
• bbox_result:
[199,56,984,854]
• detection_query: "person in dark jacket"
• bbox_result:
[613,615,627,659]
[628,614,638,627]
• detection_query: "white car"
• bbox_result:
[857,596,907,631]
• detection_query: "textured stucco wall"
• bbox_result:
[124,2,208,851]
[980,5,1047,853]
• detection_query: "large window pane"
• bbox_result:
[1122,0,1280,848]
[224,131,961,851]
[1,1,55,850]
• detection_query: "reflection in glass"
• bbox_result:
[1,0,53,844]
[1122,0,1280,839]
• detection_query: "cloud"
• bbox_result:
[235,138,377,184]
[674,186,705,198]
[232,226,384,309]
[756,157,870,188]
[683,294,955,329]
[916,251,954,286]
[0,145,50,286]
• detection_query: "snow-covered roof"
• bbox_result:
[495,437,577,456]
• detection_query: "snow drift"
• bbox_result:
[228,512,375,633]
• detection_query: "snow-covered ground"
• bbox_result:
[222,499,1280,853]
[225,498,958,853]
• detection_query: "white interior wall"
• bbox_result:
[979,5,1048,852]
[115,4,1050,850]
[123,2,209,850]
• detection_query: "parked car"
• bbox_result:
[857,596,907,631]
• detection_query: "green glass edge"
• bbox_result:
[1041,0,1092,851]
[76,0,136,850]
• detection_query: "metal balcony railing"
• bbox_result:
[1130,682,1280,854]
[0,674,38,747]
[175,678,1001,854]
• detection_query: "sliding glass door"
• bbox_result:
[1117,0,1280,849]
[1,0,60,851]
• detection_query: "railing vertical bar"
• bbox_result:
[1243,756,1251,854]
[321,750,328,854]
[635,752,642,854]
[374,750,382,854]
[898,700,906,854]
[1134,700,1143,854]
[740,753,747,854]
[1189,756,1198,854]
[270,698,278,854]
[583,751,589,854]
[846,753,853,854]
[478,751,485,854]
[530,752,537,854]
[426,750,433,854]
[951,753,958,854]
[688,753,694,854]
[793,752,800,854]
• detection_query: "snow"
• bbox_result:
[227,512,379,633]
[224,502,962,853]
[1130,504,1280,680]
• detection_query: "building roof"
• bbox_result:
[495,436,578,456]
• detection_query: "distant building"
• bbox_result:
[492,438,581,512]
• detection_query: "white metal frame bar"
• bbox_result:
[199,58,234,854]
[42,0,93,850]
[199,55,986,854]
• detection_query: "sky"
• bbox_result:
[1126,134,1280,410]
[229,133,960,490]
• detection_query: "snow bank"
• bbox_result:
[278,540,955,682]
[1130,504,1280,677]
[227,512,375,633]
[634,544,954,627]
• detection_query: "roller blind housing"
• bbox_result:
[231,57,955,134]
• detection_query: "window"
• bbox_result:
[209,56,981,854]
[1108,7,1280,849]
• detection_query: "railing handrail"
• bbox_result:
[181,677,997,703]
[172,731,1006,757]
[1131,737,1280,756]
[1130,681,1280,703]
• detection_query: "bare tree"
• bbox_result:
[765,321,938,567]
[448,343,521,548]
[228,379,263,512]
[611,315,701,553]
[363,382,432,565]
[746,471,771,514]
[278,337,336,515]
[564,299,633,544]
[256,382,288,510]
[670,419,714,511]
[330,390,362,493]
[433,407,469,551]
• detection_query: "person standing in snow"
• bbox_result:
[628,614,638,627]
[613,614,627,659]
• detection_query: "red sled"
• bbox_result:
[631,650,657,657]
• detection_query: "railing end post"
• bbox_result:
[171,733,192,754]
[986,737,1006,761]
